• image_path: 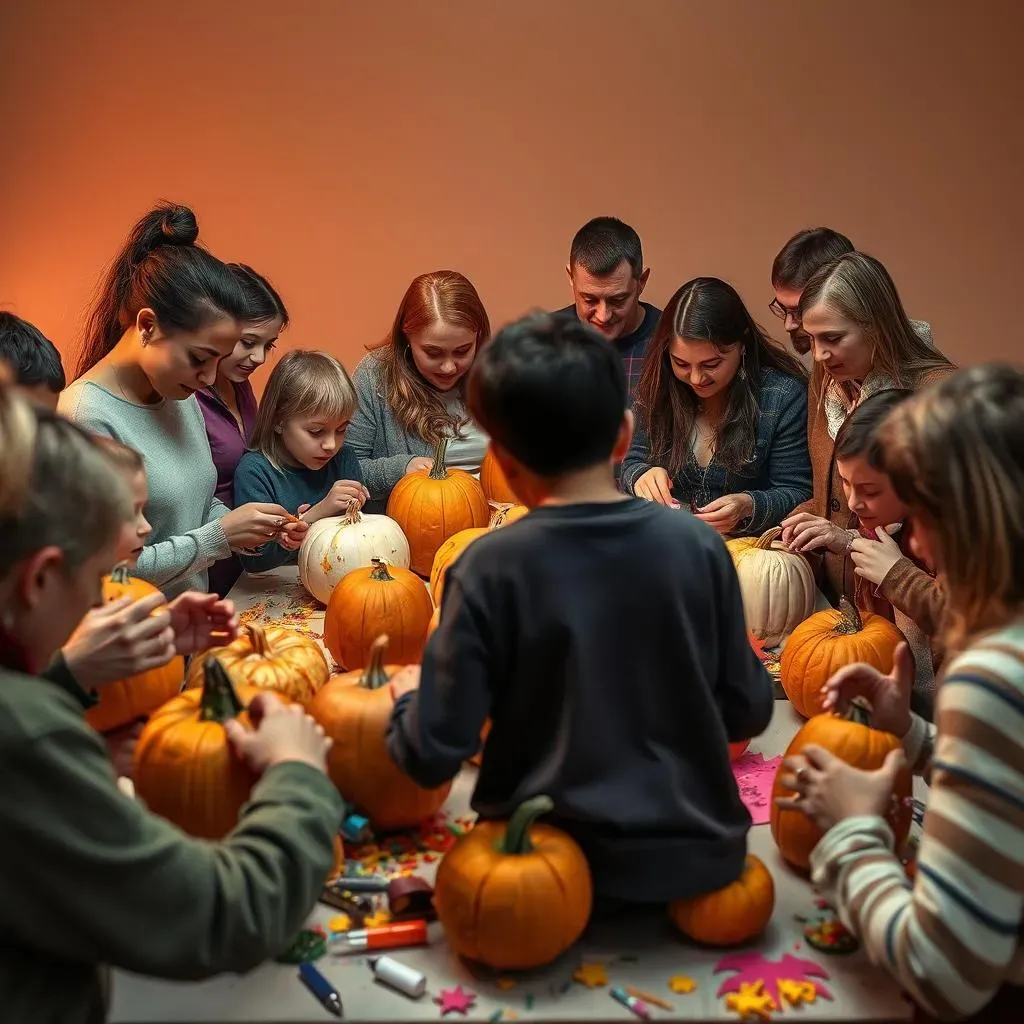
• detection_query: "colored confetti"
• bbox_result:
[803,914,859,954]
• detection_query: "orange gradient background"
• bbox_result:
[1,0,1021,388]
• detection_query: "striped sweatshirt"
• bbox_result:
[810,622,1024,1021]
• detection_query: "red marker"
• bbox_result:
[330,920,428,954]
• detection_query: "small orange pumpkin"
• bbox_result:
[780,598,904,717]
[387,438,490,576]
[770,700,913,872]
[433,795,592,969]
[84,565,185,733]
[185,622,329,706]
[479,445,519,504]
[488,503,528,528]
[429,528,488,606]
[669,854,775,946]
[324,558,433,670]
[309,635,451,830]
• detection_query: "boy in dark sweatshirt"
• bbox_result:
[386,312,774,903]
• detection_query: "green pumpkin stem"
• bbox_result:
[369,558,393,582]
[846,697,874,727]
[753,527,783,550]
[361,635,392,690]
[245,622,270,656]
[108,563,132,585]
[835,597,864,635]
[499,795,555,855]
[427,438,450,480]
[199,658,246,723]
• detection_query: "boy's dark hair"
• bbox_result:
[467,313,626,476]
[229,263,289,328]
[834,388,914,470]
[771,227,854,290]
[569,217,644,279]
[0,311,66,392]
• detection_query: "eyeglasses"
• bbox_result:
[769,298,800,321]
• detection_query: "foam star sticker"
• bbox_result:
[778,979,817,1007]
[668,975,697,994]
[724,980,777,1022]
[363,909,392,928]
[573,962,609,988]
[434,985,477,1016]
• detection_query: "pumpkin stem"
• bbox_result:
[369,558,394,582]
[427,438,450,480]
[753,527,783,550]
[198,658,246,723]
[499,795,555,855]
[245,622,269,656]
[834,597,864,636]
[361,635,392,690]
[108,562,132,585]
[846,697,874,727]
[345,501,361,525]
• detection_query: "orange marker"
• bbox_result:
[330,919,428,954]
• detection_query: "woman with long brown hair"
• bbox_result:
[347,270,491,508]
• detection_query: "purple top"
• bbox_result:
[196,380,259,508]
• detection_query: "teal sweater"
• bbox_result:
[233,446,365,572]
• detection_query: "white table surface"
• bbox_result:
[108,568,917,1023]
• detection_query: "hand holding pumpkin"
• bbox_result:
[780,512,853,555]
[224,692,332,775]
[820,642,915,737]
[389,664,421,700]
[405,456,434,475]
[694,493,754,534]
[850,527,904,585]
[306,481,371,524]
[165,592,239,655]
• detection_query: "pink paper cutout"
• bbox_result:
[731,753,783,825]
[714,952,833,1002]
[434,985,477,1016]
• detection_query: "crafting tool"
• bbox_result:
[625,986,674,1011]
[610,986,651,1020]
[298,960,343,1017]
[330,873,390,893]
[318,887,371,921]
[367,955,427,998]
[330,919,428,954]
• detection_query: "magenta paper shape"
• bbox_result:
[434,985,477,1016]
[714,952,833,1002]
[731,753,782,825]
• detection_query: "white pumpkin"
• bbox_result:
[298,505,411,605]
[726,527,816,648]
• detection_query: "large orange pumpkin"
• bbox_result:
[323,558,433,671]
[770,701,913,872]
[669,854,775,946]
[83,568,185,732]
[488,503,528,528]
[479,446,519,504]
[433,795,592,969]
[387,438,490,576]
[429,528,488,606]
[309,635,451,829]
[134,658,290,838]
[780,598,904,717]
[185,623,329,706]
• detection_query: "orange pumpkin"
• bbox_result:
[770,701,913,872]
[324,558,433,671]
[309,635,451,829]
[185,623,329,706]
[429,528,488,605]
[84,566,185,733]
[387,438,490,576]
[729,739,750,761]
[427,605,441,637]
[780,598,904,717]
[467,718,491,767]
[669,854,775,946]
[480,445,519,504]
[433,795,592,969]
[134,658,290,838]
[488,503,528,528]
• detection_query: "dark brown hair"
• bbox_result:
[834,389,913,469]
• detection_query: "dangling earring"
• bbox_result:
[140,331,150,347]
[738,350,747,381]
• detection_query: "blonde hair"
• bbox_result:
[249,350,358,469]
[879,365,1024,648]
[91,434,145,476]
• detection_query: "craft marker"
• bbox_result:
[610,986,651,1020]
[367,955,427,998]
[330,920,429,954]
[624,987,674,1012]
[330,874,390,893]
[298,961,343,1018]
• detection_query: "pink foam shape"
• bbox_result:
[714,952,834,1002]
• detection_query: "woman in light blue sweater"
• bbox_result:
[60,203,302,597]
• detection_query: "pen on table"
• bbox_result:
[625,986,674,1012]
[299,960,343,1018]
[610,986,651,1020]
[329,874,390,893]
[329,919,429,955]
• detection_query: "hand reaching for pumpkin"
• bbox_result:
[775,744,908,831]
[165,592,239,655]
[305,482,372,524]
[780,512,853,555]
[406,456,434,475]
[224,692,332,775]
[820,642,915,737]
[850,527,904,585]
[694,493,754,534]
[388,665,421,701]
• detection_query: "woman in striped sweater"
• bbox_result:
[776,365,1023,1022]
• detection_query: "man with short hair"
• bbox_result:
[555,217,660,400]
[0,311,66,410]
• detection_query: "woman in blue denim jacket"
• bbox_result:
[621,277,811,536]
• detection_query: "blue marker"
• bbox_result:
[299,960,344,1017]
[610,986,651,1020]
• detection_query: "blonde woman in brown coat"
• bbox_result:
[780,252,954,602]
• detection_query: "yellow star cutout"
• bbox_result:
[363,909,392,928]
[327,913,352,933]
[573,962,609,988]
[778,979,816,1007]
[724,980,777,1022]
[668,975,697,994]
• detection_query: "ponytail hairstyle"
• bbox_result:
[228,264,289,329]
[76,203,248,378]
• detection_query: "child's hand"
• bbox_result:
[634,467,675,505]
[307,481,371,522]
[694,493,754,534]
[850,528,903,585]
[222,502,294,551]
[405,456,434,475]
[820,641,914,737]
[278,519,310,550]
[224,692,332,775]
[165,592,239,654]
[780,512,852,554]
[389,665,421,701]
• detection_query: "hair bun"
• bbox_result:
[158,204,200,246]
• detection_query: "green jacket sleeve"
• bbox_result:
[0,717,343,979]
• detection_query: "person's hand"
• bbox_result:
[221,502,295,552]
[224,692,332,775]
[850,527,904,586]
[820,641,915,737]
[405,456,434,475]
[165,592,239,655]
[780,512,852,555]
[694,493,754,534]
[774,744,907,830]
[634,467,676,506]
[104,719,146,779]
[63,593,175,689]
[388,665,421,701]
[305,481,371,523]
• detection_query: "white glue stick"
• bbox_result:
[368,955,427,999]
